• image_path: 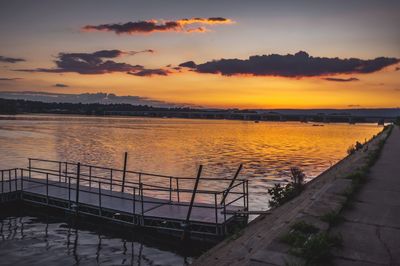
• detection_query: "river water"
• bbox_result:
[0,114,382,265]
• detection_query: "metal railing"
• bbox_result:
[1,158,249,236]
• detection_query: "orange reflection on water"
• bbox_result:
[0,115,382,209]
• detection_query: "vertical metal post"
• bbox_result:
[20,169,24,197]
[140,183,144,225]
[58,162,62,182]
[110,169,113,191]
[9,170,11,192]
[223,197,227,235]
[75,163,81,214]
[169,177,172,202]
[176,178,180,202]
[242,181,246,209]
[246,180,249,211]
[64,162,68,183]
[98,182,102,216]
[46,173,49,205]
[68,175,71,208]
[14,169,17,191]
[89,166,92,188]
[28,159,31,179]
[132,187,136,224]
[1,170,4,194]
[121,152,128,193]
[214,193,218,235]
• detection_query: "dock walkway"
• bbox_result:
[1,159,249,240]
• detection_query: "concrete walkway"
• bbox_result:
[333,126,400,266]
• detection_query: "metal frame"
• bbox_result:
[0,158,249,239]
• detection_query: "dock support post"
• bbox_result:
[220,164,243,205]
[75,163,81,215]
[121,152,128,193]
[182,165,203,240]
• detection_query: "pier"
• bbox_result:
[0,158,249,241]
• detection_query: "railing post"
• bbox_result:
[246,180,249,211]
[46,173,49,205]
[132,187,136,224]
[121,152,128,193]
[110,169,113,191]
[182,165,203,240]
[220,164,243,205]
[14,169,17,191]
[169,177,172,202]
[58,162,62,182]
[8,170,11,192]
[98,182,102,216]
[68,175,71,209]
[214,193,218,235]
[140,183,144,226]
[75,162,81,214]
[89,166,92,188]
[1,170,4,194]
[176,178,180,202]
[20,169,24,198]
[28,159,31,179]
[64,162,68,183]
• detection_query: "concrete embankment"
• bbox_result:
[194,126,393,266]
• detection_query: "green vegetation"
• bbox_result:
[268,167,305,208]
[395,117,400,126]
[281,222,342,265]
[346,141,363,155]
[320,211,343,226]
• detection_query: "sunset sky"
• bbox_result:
[0,0,399,109]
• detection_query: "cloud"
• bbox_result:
[323,77,359,82]
[128,68,170,76]
[179,51,399,77]
[0,77,22,81]
[82,17,234,35]
[0,55,25,63]
[53,83,69,88]
[0,91,191,107]
[16,49,163,76]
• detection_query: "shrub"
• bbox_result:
[268,167,305,207]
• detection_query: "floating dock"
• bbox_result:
[0,158,249,240]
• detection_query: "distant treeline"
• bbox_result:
[0,98,197,115]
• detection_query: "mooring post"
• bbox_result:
[75,162,81,215]
[121,152,128,193]
[182,165,203,240]
[220,164,243,205]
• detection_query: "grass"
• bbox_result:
[320,211,343,226]
[281,222,342,265]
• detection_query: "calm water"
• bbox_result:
[0,114,382,265]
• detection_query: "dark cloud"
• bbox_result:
[128,68,170,77]
[180,51,399,77]
[179,61,197,68]
[0,56,25,63]
[0,91,191,107]
[17,49,153,75]
[82,17,234,35]
[323,77,359,82]
[53,83,69,88]
[0,77,22,81]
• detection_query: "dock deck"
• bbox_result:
[1,159,249,239]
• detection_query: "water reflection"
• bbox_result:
[0,115,382,210]
[0,208,201,265]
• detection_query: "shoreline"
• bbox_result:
[193,126,392,265]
